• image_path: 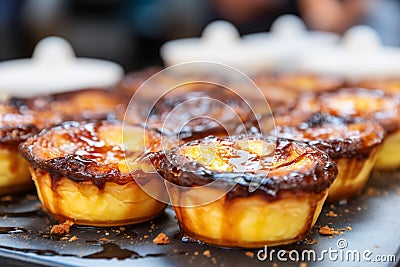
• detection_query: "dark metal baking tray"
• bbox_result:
[0,171,399,267]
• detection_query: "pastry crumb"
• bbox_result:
[153,233,170,245]
[366,187,381,197]
[50,220,74,235]
[326,211,337,217]
[319,225,344,236]
[300,263,308,267]
[26,194,37,201]
[346,225,352,231]
[143,235,149,239]
[1,195,12,202]
[203,250,211,257]
[319,225,335,235]
[245,251,254,258]
[99,237,110,242]
[304,237,318,245]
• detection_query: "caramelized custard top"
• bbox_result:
[160,135,337,199]
[20,120,172,186]
[295,88,400,133]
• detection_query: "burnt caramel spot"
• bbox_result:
[159,135,337,201]
[273,113,385,159]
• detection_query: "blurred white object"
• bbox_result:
[298,25,400,79]
[243,15,340,71]
[0,36,124,97]
[160,20,280,74]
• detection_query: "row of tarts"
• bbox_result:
[1,70,400,248]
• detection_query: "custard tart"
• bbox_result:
[295,88,400,170]
[273,113,384,201]
[20,120,172,226]
[0,89,126,194]
[0,99,57,194]
[159,135,337,247]
[0,104,39,194]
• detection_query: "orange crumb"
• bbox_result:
[26,194,37,201]
[203,250,211,257]
[153,233,170,245]
[50,220,74,235]
[366,187,381,197]
[319,225,335,235]
[326,211,337,217]
[245,251,254,258]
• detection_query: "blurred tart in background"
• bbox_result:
[295,88,400,170]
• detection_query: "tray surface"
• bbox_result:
[0,171,399,267]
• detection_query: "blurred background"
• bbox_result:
[1,0,399,72]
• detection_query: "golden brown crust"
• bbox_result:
[17,88,127,122]
[273,113,385,159]
[294,88,400,134]
[159,135,337,201]
[19,120,170,188]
